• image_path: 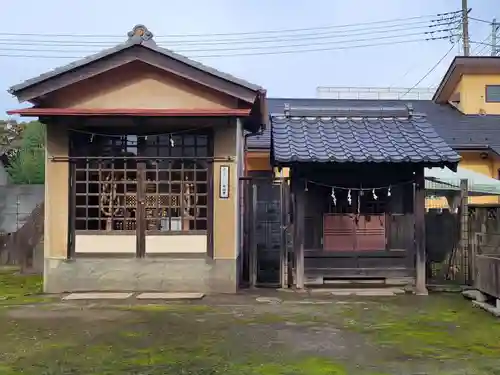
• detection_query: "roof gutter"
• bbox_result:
[452,144,500,158]
[447,100,463,113]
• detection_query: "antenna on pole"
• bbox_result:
[462,0,470,56]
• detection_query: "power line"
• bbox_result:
[401,41,458,98]
[389,63,420,88]
[470,40,493,47]
[0,29,454,55]
[0,10,462,39]
[471,35,492,55]
[0,36,452,60]
[0,17,459,48]
[475,42,491,56]
[471,35,500,56]
[469,16,492,24]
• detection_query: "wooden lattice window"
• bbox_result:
[143,160,208,231]
[72,131,211,232]
[75,158,139,231]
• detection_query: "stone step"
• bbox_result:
[62,292,133,301]
[136,292,204,300]
[310,287,405,296]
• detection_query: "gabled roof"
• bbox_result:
[433,56,500,103]
[271,108,461,167]
[9,25,263,97]
[247,98,500,155]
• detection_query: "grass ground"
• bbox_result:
[0,269,499,374]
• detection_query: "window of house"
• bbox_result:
[71,131,211,233]
[485,85,500,102]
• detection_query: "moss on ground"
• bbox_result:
[338,294,500,361]
[0,271,499,374]
[117,303,213,313]
[0,307,352,375]
[0,268,52,305]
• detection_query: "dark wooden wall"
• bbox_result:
[291,163,418,282]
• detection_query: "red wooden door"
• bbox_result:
[323,214,355,251]
[323,214,386,252]
[355,215,386,251]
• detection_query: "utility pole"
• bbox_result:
[492,18,499,56]
[462,0,470,56]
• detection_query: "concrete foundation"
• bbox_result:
[44,257,238,293]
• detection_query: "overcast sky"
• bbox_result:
[0,0,497,116]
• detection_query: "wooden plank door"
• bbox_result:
[355,215,386,251]
[323,214,355,251]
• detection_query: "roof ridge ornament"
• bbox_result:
[406,103,414,119]
[127,24,154,43]
[284,103,291,118]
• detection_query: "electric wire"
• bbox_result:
[0,10,460,59]
[401,41,458,98]
[469,16,492,25]
[0,29,454,55]
[471,32,500,56]
[0,18,458,48]
[471,35,492,55]
[0,10,461,39]
[0,36,452,59]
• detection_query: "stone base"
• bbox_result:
[309,288,405,296]
[44,257,238,294]
[62,292,133,300]
[462,289,488,302]
[136,292,205,300]
[472,300,500,317]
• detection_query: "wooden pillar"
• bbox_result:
[67,161,76,259]
[414,168,428,295]
[279,175,289,289]
[249,183,258,287]
[136,162,146,258]
[460,179,471,285]
[293,179,305,289]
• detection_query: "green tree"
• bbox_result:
[6,121,45,185]
[0,119,24,155]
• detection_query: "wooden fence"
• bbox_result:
[425,209,463,284]
[1,202,44,272]
[470,207,500,299]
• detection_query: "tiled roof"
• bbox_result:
[247,98,500,154]
[9,25,263,95]
[271,115,461,165]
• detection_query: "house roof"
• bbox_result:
[6,108,252,117]
[271,111,461,166]
[8,25,264,97]
[433,56,500,103]
[247,98,500,154]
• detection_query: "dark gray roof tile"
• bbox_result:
[247,98,500,154]
[271,115,461,165]
[9,25,263,95]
